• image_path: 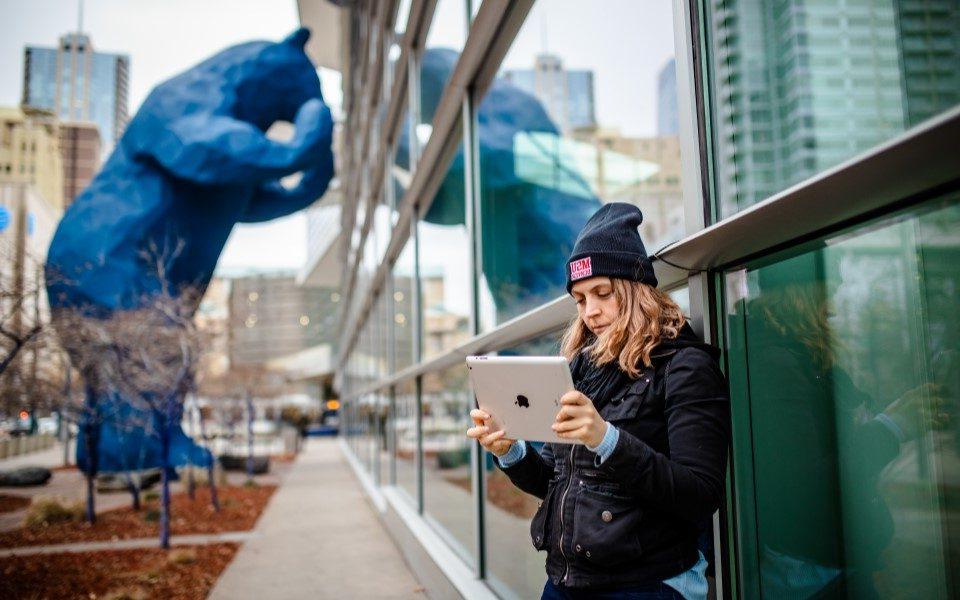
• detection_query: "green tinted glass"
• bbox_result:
[706,1,960,218]
[725,194,960,598]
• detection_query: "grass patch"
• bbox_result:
[103,585,149,600]
[143,508,160,523]
[24,497,85,528]
[142,490,160,502]
[167,547,197,565]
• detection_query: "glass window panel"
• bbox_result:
[668,286,690,319]
[394,0,412,37]
[394,378,419,506]
[483,330,563,600]
[393,233,416,372]
[418,143,471,360]
[476,0,687,329]
[375,387,391,487]
[705,1,960,218]
[374,194,393,266]
[422,364,475,566]
[419,0,468,147]
[393,103,413,218]
[724,193,960,598]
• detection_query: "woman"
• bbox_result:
[467,203,730,599]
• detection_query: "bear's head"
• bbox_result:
[232,28,323,131]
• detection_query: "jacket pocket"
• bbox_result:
[601,375,652,423]
[570,487,643,566]
[530,480,557,551]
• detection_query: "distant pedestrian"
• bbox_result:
[467,203,731,599]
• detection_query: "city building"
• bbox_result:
[227,272,339,367]
[298,1,959,599]
[503,53,596,133]
[707,0,960,217]
[657,58,679,136]
[194,276,231,381]
[23,32,130,158]
[0,106,64,211]
[58,121,101,210]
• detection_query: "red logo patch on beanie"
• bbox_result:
[570,257,592,280]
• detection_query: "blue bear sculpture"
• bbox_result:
[45,28,334,474]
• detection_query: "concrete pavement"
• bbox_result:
[209,438,425,599]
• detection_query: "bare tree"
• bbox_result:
[203,363,285,483]
[0,243,68,427]
[51,239,213,547]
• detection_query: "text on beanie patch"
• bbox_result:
[570,256,593,280]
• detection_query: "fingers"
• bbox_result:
[555,424,588,440]
[555,402,594,422]
[552,417,588,434]
[560,391,587,406]
[480,429,506,447]
[470,409,490,426]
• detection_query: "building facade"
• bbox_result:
[0,106,64,211]
[227,273,340,367]
[503,53,596,134]
[300,0,960,598]
[23,33,130,158]
[59,121,101,210]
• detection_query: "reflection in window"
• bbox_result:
[706,1,960,217]
[484,330,563,599]
[394,378,419,506]
[422,364,475,565]
[393,234,416,372]
[725,193,960,598]
[419,0,468,146]
[418,144,471,360]
[476,0,687,328]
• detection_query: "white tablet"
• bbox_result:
[466,355,576,444]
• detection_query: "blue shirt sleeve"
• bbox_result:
[495,440,527,468]
[587,423,620,466]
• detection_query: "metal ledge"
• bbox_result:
[656,104,960,274]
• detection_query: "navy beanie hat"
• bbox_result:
[566,203,658,293]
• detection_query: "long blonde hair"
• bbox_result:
[560,279,686,377]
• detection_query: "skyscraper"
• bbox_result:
[709,0,911,215]
[503,53,596,133]
[22,33,129,158]
[59,121,101,210]
[657,58,679,136]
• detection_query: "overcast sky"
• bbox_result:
[2,0,676,283]
[0,0,342,275]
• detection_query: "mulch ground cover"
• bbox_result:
[0,484,276,548]
[0,543,237,600]
[0,495,31,514]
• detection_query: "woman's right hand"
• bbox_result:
[467,409,515,457]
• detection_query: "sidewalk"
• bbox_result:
[0,440,69,471]
[209,438,425,600]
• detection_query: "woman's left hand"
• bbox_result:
[552,391,608,447]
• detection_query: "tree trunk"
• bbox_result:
[199,415,219,512]
[246,393,254,483]
[83,386,98,524]
[159,422,171,549]
[127,474,141,511]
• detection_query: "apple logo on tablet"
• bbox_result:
[515,395,530,408]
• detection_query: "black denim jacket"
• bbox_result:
[498,325,731,589]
